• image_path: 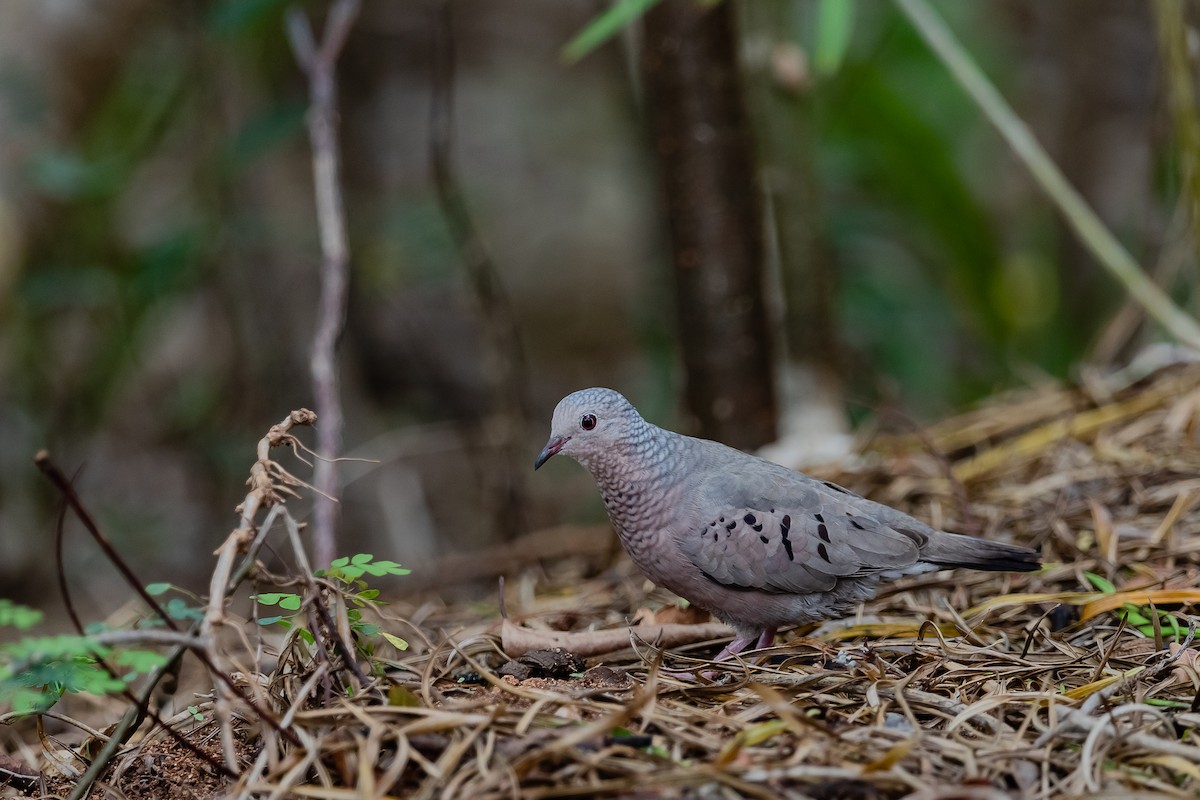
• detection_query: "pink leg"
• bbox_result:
[710,633,757,662]
[753,629,775,651]
[666,629,776,681]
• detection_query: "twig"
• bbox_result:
[35,452,181,632]
[38,454,234,789]
[895,0,1200,352]
[287,0,361,570]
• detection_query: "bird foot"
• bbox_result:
[663,630,777,682]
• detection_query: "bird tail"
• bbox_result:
[918,531,1041,573]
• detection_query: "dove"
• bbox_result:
[534,388,1040,661]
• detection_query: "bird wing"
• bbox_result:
[678,470,926,594]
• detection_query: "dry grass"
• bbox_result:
[12,360,1200,799]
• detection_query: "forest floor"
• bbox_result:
[6,357,1200,799]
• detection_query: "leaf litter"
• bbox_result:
[10,359,1200,799]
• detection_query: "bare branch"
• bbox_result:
[287,0,361,570]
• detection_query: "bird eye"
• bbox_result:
[580,414,597,431]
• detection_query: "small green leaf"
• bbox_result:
[254,593,285,606]
[187,705,205,721]
[278,594,302,611]
[358,623,380,637]
[114,650,168,674]
[145,583,172,596]
[362,560,410,577]
[1084,573,1117,594]
[388,685,421,707]
[382,632,409,651]
[330,557,350,569]
[257,615,286,626]
[166,598,204,622]
[296,628,315,646]
[351,554,374,565]
[0,600,44,630]
[562,0,663,64]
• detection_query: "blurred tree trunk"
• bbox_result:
[641,0,777,451]
[740,1,848,455]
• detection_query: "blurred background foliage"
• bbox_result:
[0,0,1191,604]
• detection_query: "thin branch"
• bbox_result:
[895,0,1200,352]
[287,0,361,570]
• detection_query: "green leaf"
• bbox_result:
[330,557,350,569]
[357,589,381,601]
[0,600,43,630]
[145,583,172,596]
[1119,604,1151,626]
[257,616,286,626]
[388,685,421,707]
[278,594,302,611]
[814,0,855,76]
[382,632,409,651]
[296,628,315,646]
[351,554,374,565]
[361,560,411,577]
[357,623,380,637]
[561,0,663,64]
[165,598,204,622]
[1084,572,1117,594]
[114,649,168,674]
[187,705,205,721]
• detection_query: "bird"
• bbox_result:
[534,387,1040,661]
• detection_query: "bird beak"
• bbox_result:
[534,435,568,470]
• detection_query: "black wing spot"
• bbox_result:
[818,523,831,543]
[725,521,736,531]
[817,542,831,562]
[815,513,825,523]
[849,519,865,530]
[719,516,725,523]
[743,513,756,525]
[752,523,763,532]
[714,533,719,542]
[823,481,851,495]
[780,514,794,561]
[759,535,769,544]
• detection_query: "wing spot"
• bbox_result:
[759,535,768,544]
[818,523,830,543]
[818,542,830,562]
[849,519,865,530]
[725,521,736,531]
[780,514,794,561]
[714,533,719,542]
[752,523,763,532]
[815,513,825,523]
[823,481,850,495]
[743,513,756,525]
[719,516,725,523]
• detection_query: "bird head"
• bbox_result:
[534,387,641,470]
